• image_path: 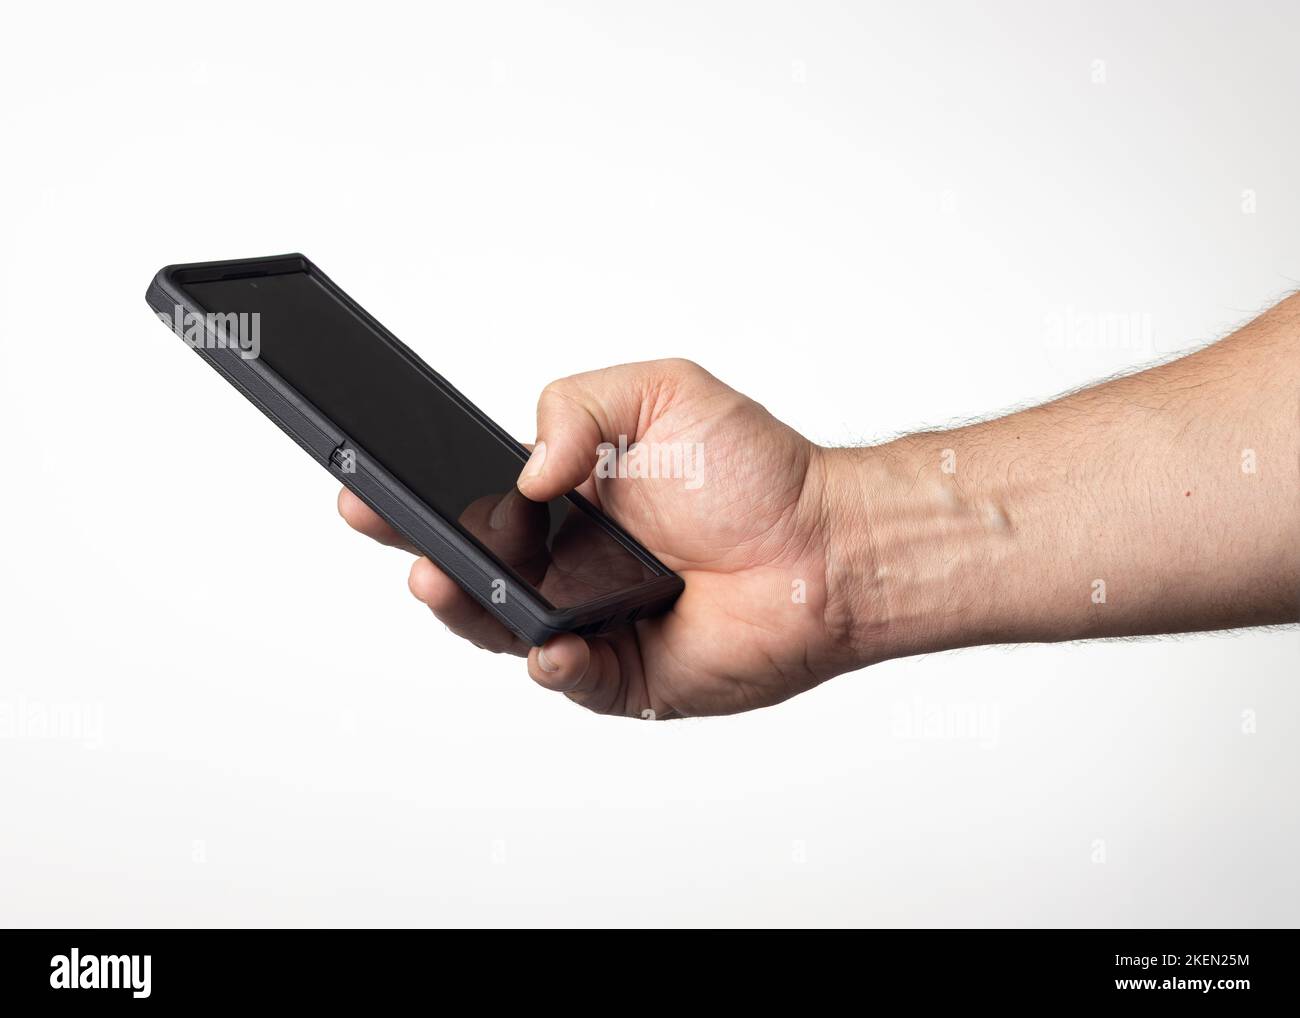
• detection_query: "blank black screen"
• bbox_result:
[183,270,655,608]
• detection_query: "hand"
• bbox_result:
[339,358,860,718]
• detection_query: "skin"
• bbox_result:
[339,296,1300,718]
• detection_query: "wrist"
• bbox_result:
[815,434,1027,669]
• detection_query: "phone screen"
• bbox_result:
[181,270,657,609]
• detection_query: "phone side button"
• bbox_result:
[329,442,357,473]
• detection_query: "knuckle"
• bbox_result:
[659,356,705,378]
[538,377,577,408]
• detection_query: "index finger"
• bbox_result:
[337,488,421,555]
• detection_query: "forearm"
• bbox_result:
[823,294,1300,666]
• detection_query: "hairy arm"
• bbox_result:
[342,295,1298,716]
[824,294,1300,666]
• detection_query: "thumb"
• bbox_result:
[517,358,708,502]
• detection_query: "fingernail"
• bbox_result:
[521,441,547,480]
[538,647,559,672]
[489,490,514,530]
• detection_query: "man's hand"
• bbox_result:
[339,359,860,717]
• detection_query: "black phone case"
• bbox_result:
[146,254,684,646]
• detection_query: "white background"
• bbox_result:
[1,0,1296,927]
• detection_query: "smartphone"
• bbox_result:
[145,254,683,645]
